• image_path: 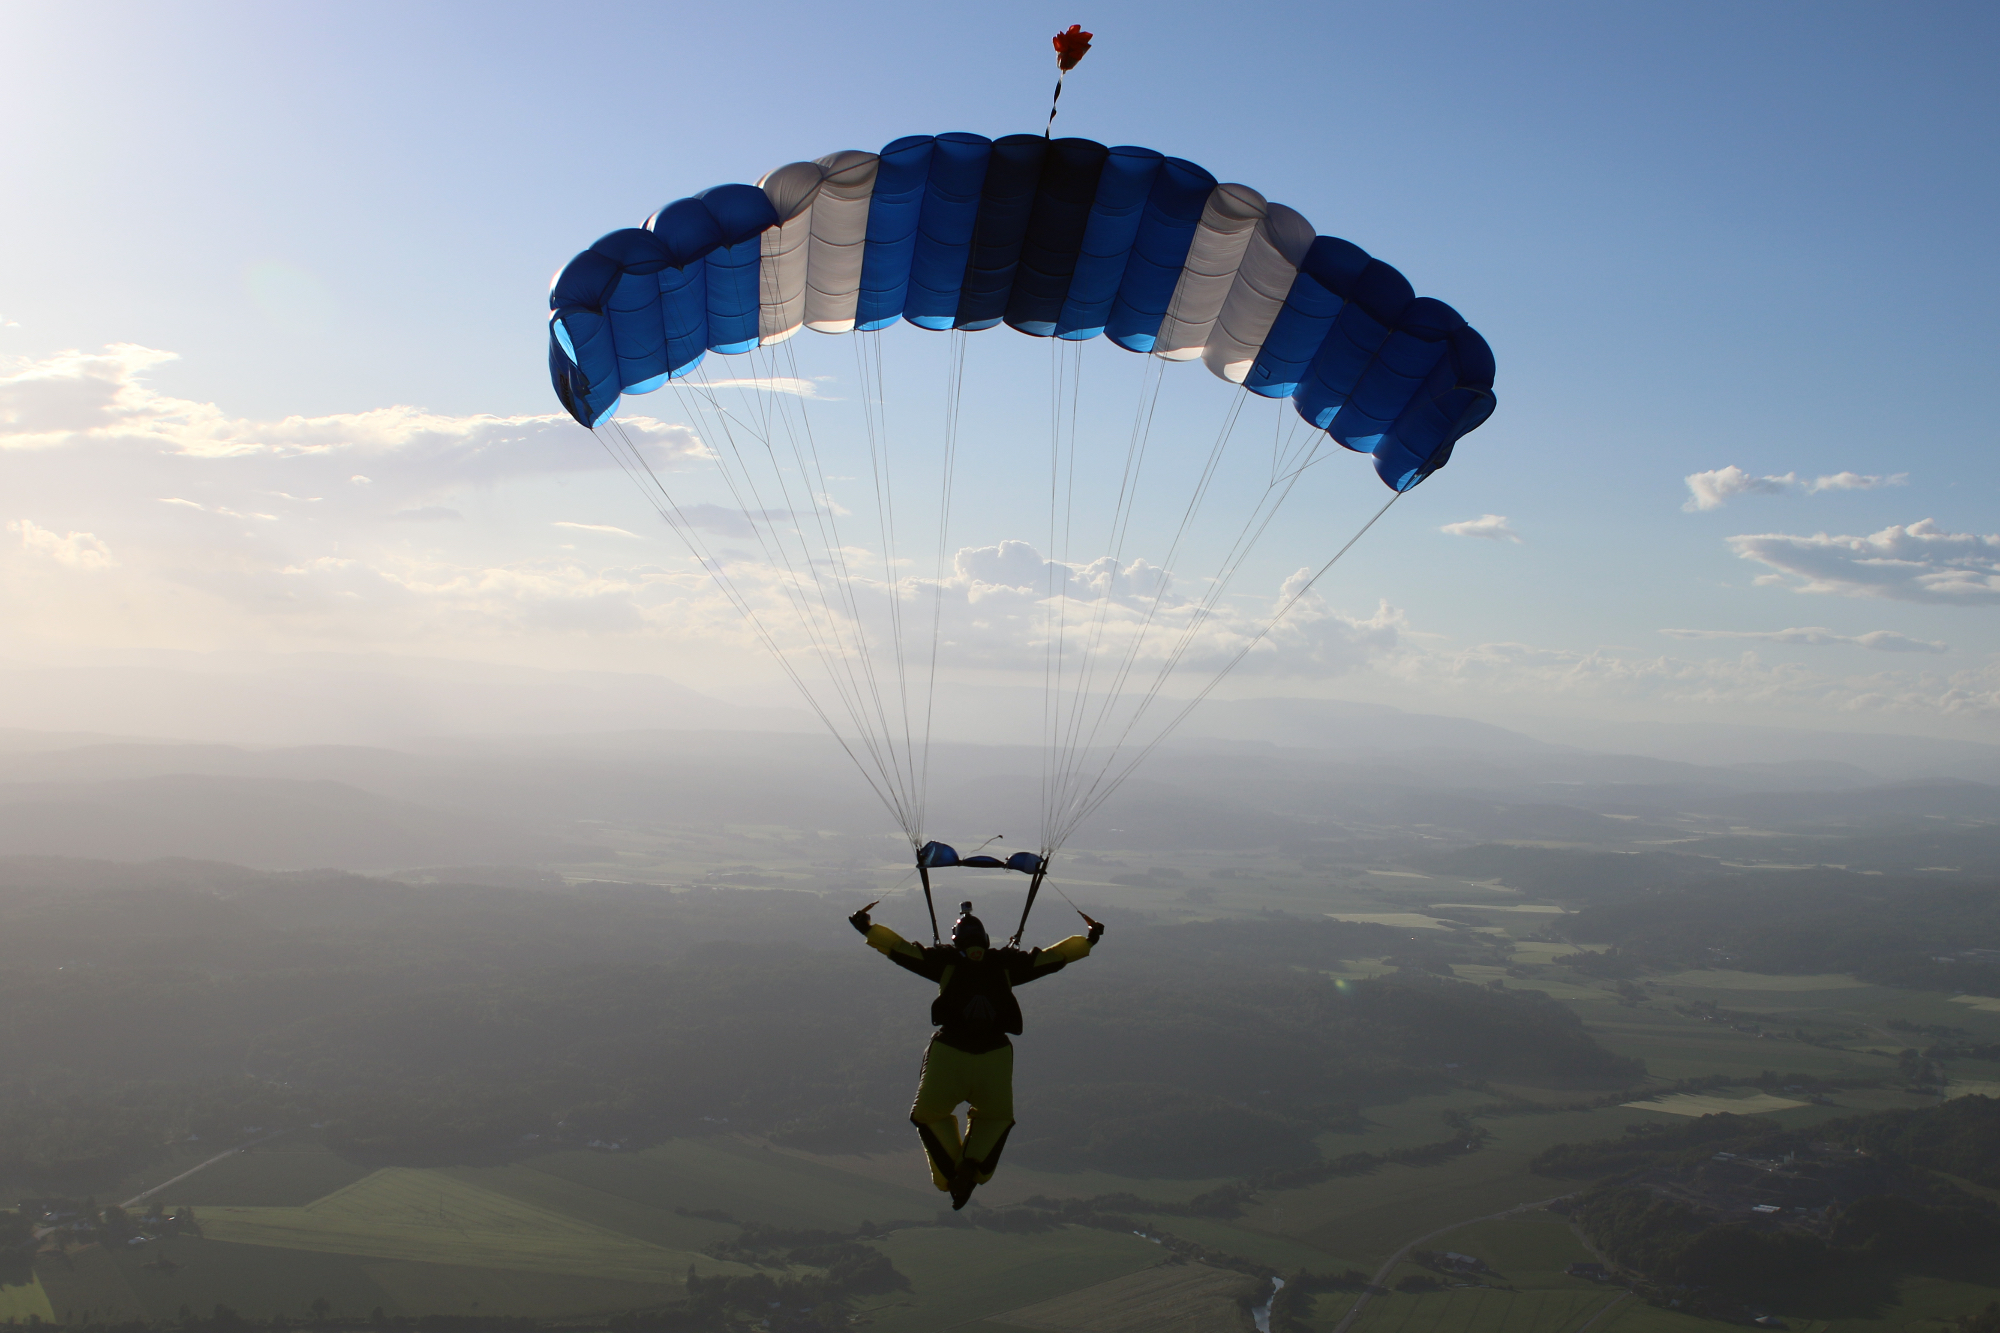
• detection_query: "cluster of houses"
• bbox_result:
[1411,1248,1490,1280]
[1634,1141,1882,1237]
[24,1200,194,1249]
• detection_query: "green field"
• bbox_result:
[861,1226,1165,1333]
[1344,1287,1626,1333]
[24,1136,1181,1325]
[193,1167,739,1282]
[1625,1092,1806,1116]
[25,911,2000,1329]
[1138,1103,1682,1279]
[1297,1208,1623,1333]
[157,1140,375,1207]
[0,1275,54,1323]
[1581,1009,1897,1083]
[517,1136,939,1229]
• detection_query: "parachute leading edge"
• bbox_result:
[547,133,1496,492]
[918,842,1046,875]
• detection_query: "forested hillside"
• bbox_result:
[0,857,1637,1187]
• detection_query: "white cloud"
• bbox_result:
[9,519,114,570]
[1726,519,2000,604]
[0,343,704,475]
[0,341,752,661]
[1685,465,1908,511]
[1659,626,1948,653]
[893,543,1401,676]
[1393,639,2000,719]
[9,340,1991,737]
[1439,514,1521,543]
[153,497,276,521]
[553,521,640,538]
[1684,466,1797,511]
[1809,471,1907,494]
[699,377,830,398]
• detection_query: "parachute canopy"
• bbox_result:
[548,132,1495,491]
[919,843,1046,875]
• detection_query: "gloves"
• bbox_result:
[1086,917,1104,945]
[849,909,872,935]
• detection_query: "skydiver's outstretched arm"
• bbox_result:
[849,906,946,981]
[1010,916,1104,985]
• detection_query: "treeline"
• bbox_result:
[1830,1094,2000,1189]
[1418,845,2000,994]
[1567,1183,2000,1292]
[1533,1095,2000,1186]
[1531,1110,1780,1180]
[0,859,1642,1187]
[1534,1096,2000,1312]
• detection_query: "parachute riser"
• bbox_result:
[917,862,941,945]
[1009,867,1048,947]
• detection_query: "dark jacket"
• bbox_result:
[863,925,1092,1053]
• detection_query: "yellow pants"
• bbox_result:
[909,1038,1015,1191]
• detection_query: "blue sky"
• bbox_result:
[2,0,1997,744]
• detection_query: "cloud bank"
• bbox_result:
[1397,639,2000,719]
[1659,626,1948,653]
[1439,514,1521,543]
[0,343,703,474]
[6,341,1998,736]
[9,519,114,570]
[1683,465,1906,511]
[1727,519,2000,604]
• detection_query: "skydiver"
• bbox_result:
[849,899,1103,1210]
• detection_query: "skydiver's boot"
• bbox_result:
[949,1155,982,1211]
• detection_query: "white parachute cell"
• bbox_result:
[756,160,827,344]
[802,151,879,334]
[1204,204,1316,383]
[1152,183,1268,361]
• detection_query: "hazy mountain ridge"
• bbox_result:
[1,724,1996,873]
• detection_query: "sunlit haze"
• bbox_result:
[3,2,1996,755]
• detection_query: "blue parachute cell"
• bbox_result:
[1243,236,1367,399]
[855,136,936,331]
[1055,145,1161,340]
[956,134,1048,331]
[1006,137,1111,336]
[904,133,993,331]
[545,131,1496,489]
[696,185,780,354]
[1103,156,1216,353]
